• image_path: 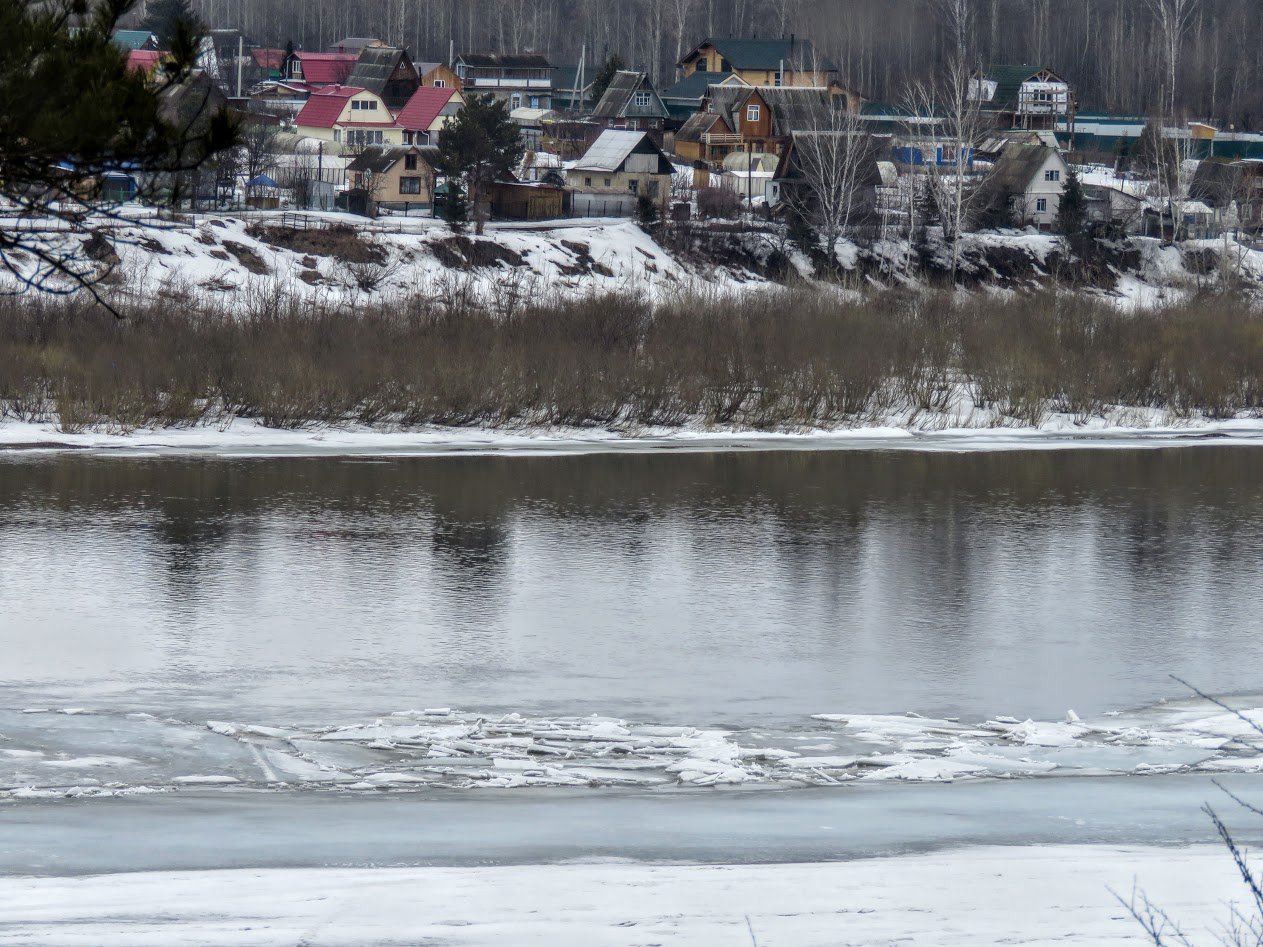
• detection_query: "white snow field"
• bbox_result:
[0,844,1251,946]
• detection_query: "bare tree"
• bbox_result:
[904,54,989,281]
[783,102,878,267]
[1142,0,1203,120]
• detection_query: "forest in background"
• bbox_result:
[176,0,1263,126]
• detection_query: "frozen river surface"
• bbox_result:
[2,447,1263,873]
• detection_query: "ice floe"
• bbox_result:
[1,695,1260,797]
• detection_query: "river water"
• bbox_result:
[2,446,1262,869]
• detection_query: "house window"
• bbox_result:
[747,104,760,123]
[628,179,639,194]
[333,129,341,142]
[1044,169,1061,182]
[403,131,414,144]
[695,61,707,73]
[433,78,445,88]
[773,71,783,87]
[604,178,611,187]
[351,100,361,110]
[1036,198,1048,213]
[633,91,651,108]
[400,177,422,195]
[366,100,377,110]
[405,154,418,171]
[511,94,521,109]
[584,177,592,186]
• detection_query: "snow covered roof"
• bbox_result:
[511,107,556,124]
[572,130,657,172]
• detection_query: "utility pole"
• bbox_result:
[236,35,244,99]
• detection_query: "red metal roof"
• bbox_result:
[127,49,162,74]
[252,48,286,71]
[394,86,458,132]
[294,86,366,128]
[296,52,357,85]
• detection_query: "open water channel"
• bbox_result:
[2,445,1262,872]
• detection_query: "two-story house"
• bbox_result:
[674,86,842,164]
[678,37,837,88]
[975,142,1071,228]
[969,65,1074,131]
[566,129,675,214]
[294,86,403,149]
[590,71,670,131]
[453,53,553,110]
[345,47,422,110]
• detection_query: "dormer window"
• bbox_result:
[633,91,651,108]
[695,61,706,73]
[747,104,760,123]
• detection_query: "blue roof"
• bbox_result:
[247,174,280,188]
[112,29,157,51]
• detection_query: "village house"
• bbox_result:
[590,71,670,132]
[1191,158,1263,231]
[345,47,421,111]
[1081,182,1147,233]
[346,145,439,213]
[112,29,158,51]
[281,50,359,88]
[677,37,838,92]
[976,142,1071,228]
[394,85,464,145]
[248,80,309,119]
[566,129,675,214]
[970,65,1074,131]
[770,131,885,218]
[454,53,554,110]
[294,86,403,149]
[674,85,846,164]
[416,61,462,90]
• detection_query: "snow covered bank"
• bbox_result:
[0,844,1250,945]
[2,414,1263,456]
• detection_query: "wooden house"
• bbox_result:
[677,37,838,91]
[416,61,462,90]
[567,129,675,214]
[346,47,421,111]
[975,142,1071,227]
[281,50,358,88]
[590,71,670,132]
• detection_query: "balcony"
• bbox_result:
[702,132,743,146]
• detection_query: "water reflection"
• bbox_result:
[0,448,1261,723]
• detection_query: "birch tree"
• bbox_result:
[1142,0,1202,120]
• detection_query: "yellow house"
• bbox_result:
[346,145,439,210]
[677,38,837,89]
[293,86,404,148]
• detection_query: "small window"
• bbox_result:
[1036,198,1048,213]
[351,100,361,110]
[400,177,422,195]
[773,71,783,87]
[403,131,413,144]
[628,179,639,194]
[404,154,418,171]
[633,91,651,108]
[1045,169,1061,182]
[604,178,611,187]
[433,78,445,88]
[374,130,383,143]
[695,61,707,74]
[367,100,377,110]
[333,129,341,142]
[747,104,760,123]
[584,177,592,186]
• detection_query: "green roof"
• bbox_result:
[661,70,725,102]
[684,37,836,73]
[980,64,1057,111]
[112,29,157,51]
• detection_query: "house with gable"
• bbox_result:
[112,30,158,52]
[281,50,359,89]
[394,85,465,146]
[346,47,421,111]
[975,142,1071,227]
[970,65,1074,131]
[566,129,675,214]
[416,61,462,90]
[590,71,670,132]
[346,145,439,212]
[674,85,844,164]
[677,37,838,91]
[294,86,403,149]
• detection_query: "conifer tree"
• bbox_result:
[590,53,627,107]
[141,0,203,50]
[433,95,525,235]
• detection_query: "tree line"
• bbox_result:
[179,0,1263,126]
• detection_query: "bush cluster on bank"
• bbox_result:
[0,288,1261,432]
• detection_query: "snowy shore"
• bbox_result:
[3,415,1263,456]
[0,844,1249,946]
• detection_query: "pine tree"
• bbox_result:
[141,0,203,50]
[1056,166,1087,238]
[0,0,236,306]
[433,95,525,236]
